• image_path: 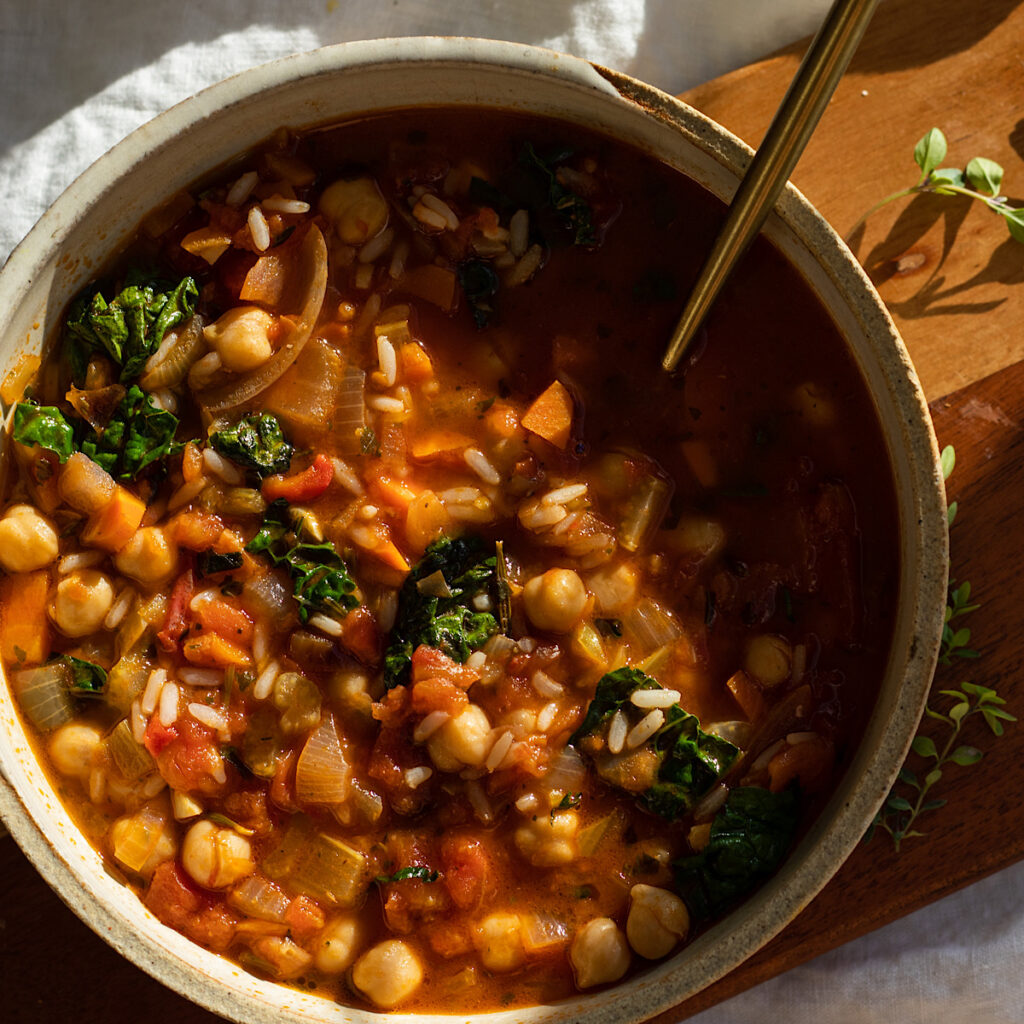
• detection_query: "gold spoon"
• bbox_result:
[661,0,880,372]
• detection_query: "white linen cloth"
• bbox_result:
[1,1,1021,1020]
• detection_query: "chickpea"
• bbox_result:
[664,517,726,562]
[350,939,423,1009]
[52,569,114,637]
[570,917,631,989]
[745,634,793,688]
[272,671,322,736]
[48,721,103,780]
[0,504,59,572]
[182,818,254,889]
[473,912,525,971]
[427,704,492,772]
[318,176,389,244]
[114,527,178,587]
[203,306,274,372]
[314,913,362,974]
[514,809,578,867]
[626,884,690,959]
[523,568,587,633]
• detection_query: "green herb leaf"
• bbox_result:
[520,142,596,246]
[246,500,359,623]
[965,156,1003,196]
[673,787,799,923]
[50,654,107,696]
[383,536,499,689]
[911,735,938,759]
[552,792,582,814]
[930,167,966,195]
[1003,207,1024,244]
[948,745,983,766]
[210,413,294,477]
[12,403,77,463]
[79,385,181,479]
[197,550,245,577]
[65,272,198,384]
[940,444,956,481]
[374,866,440,884]
[458,259,501,328]
[914,128,947,178]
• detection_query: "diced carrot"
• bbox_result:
[339,606,382,666]
[521,380,574,449]
[726,670,765,722]
[399,342,434,383]
[367,468,418,512]
[409,430,474,461]
[195,600,254,646]
[183,632,253,669]
[261,453,333,503]
[0,570,51,667]
[369,537,411,574]
[397,264,457,311]
[82,486,146,552]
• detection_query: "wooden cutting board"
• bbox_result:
[3,1,1024,1020]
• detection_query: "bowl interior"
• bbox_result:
[0,37,947,1024]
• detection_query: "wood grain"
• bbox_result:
[682,0,1024,402]
[5,2,1024,1021]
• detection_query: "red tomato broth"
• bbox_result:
[0,108,898,1013]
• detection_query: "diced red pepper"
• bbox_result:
[261,453,333,503]
[158,568,195,652]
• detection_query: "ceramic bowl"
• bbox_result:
[0,37,947,1024]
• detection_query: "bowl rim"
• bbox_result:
[0,35,948,1024]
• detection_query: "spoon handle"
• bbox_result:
[661,0,880,372]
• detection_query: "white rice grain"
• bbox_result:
[412,203,448,231]
[419,192,460,230]
[693,783,728,821]
[177,666,223,688]
[104,586,135,630]
[377,335,397,387]
[202,447,244,485]
[226,171,259,207]
[465,651,487,672]
[464,447,501,485]
[189,702,228,732]
[439,487,483,505]
[517,637,537,654]
[158,682,180,727]
[389,239,409,280]
[141,668,168,716]
[377,590,398,633]
[211,760,227,785]
[550,510,581,537]
[89,767,105,804]
[253,660,280,701]
[630,688,681,709]
[532,671,564,699]
[627,709,665,749]
[309,613,343,638]
[471,593,493,612]
[486,731,514,772]
[405,766,433,789]
[248,206,271,252]
[536,702,558,732]
[168,475,208,512]
[465,780,494,823]
[359,227,395,264]
[413,710,450,743]
[446,503,494,524]
[331,457,364,496]
[786,731,819,746]
[515,792,539,813]
[141,774,168,799]
[541,483,588,506]
[607,709,628,754]
[130,699,147,744]
[509,209,529,258]
[150,388,178,414]
[189,588,219,613]
[58,550,105,574]
[519,502,567,530]
[261,196,310,214]
[753,739,787,773]
[252,621,268,666]
[367,395,405,414]
[505,243,543,287]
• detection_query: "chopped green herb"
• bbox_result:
[458,259,500,328]
[207,811,255,836]
[50,655,107,696]
[12,403,77,463]
[552,792,582,815]
[383,536,499,689]
[210,413,294,477]
[359,426,381,457]
[520,142,596,246]
[246,500,359,624]
[573,885,593,900]
[80,385,182,479]
[594,617,623,638]
[374,866,440,884]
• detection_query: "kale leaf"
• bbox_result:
[196,550,245,577]
[570,667,738,819]
[65,271,198,383]
[374,866,440,884]
[51,654,107,696]
[383,536,499,689]
[210,413,294,478]
[521,142,596,246]
[12,403,77,462]
[458,259,501,328]
[672,786,800,923]
[79,385,181,479]
[246,500,359,623]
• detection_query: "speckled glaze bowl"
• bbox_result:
[0,37,947,1024]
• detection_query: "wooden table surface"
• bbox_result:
[4,1,1024,1020]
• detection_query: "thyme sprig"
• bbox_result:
[867,444,1016,850]
[849,128,1024,243]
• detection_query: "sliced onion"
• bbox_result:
[619,473,673,552]
[104,652,152,715]
[242,571,298,630]
[65,384,127,433]
[624,598,683,653]
[228,874,291,922]
[577,809,626,857]
[106,718,156,779]
[295,713,350,804]
[59,451,116,514]
[541,746,587,795]
[416,569,453,598]
[706,720,753,749]
[111,801,170,874]
[12,663,75,731]
[200,225,328,416]
[521,913,570,953]
[138,315,206,391]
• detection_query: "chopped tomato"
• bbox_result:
[144,717,179,757]
[145,863,238,953]
[411,645,480,689]
[196,600,254,645]
[372,685,410,728]
[283,895,326,941]
[158,568,195,652]
[338,605,382,665]
[151,714,227,795]
[168,509,225,550]
[410,677,468,717]
[261,452,333,502]
[269,748,299,813]
[440,835,491,911]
